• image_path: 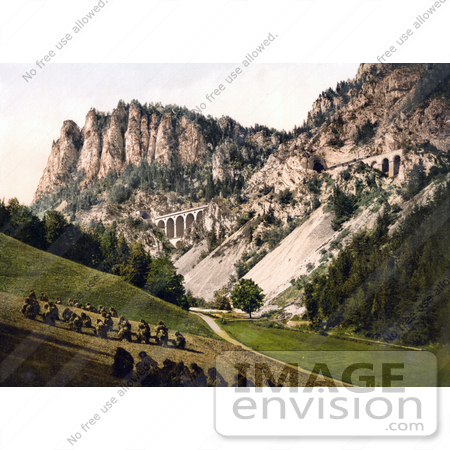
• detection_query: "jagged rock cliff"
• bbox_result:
[33,100,281,203]
[77,110,102,185]
[35,120,83,199]
[98,105,128,179]
[34,106,214,201]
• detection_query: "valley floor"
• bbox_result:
[212,317,449,387]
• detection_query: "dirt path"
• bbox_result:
[192,312,350,386]
[191,312,247,348]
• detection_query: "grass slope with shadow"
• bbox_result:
[0,233,215,339]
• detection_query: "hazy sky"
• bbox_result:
[0,63,359,205]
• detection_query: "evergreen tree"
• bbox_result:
[43,210,69,246]
[120,242,150,288]
[146,257,186,308]
[0,199,11,228]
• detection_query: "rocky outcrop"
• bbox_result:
[246,130,279,149]
[33,120,82,201]
[74,190,180,228]
[212,144,231,182]
[124,103,143,167]
[34,108,213,199]
[34,91,291,201]
[77,110,102,184]
[98,105,128,179]
[177,116,208,165]
[154,113,176,165]
[116,221,165,257]
[246,142,313,194]
[218,116,247,144]
[34,64,450,220]
[147,113,159,163]
[202,198,235,235]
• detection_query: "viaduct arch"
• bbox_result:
[362,150,403,177]
[154,205,207,241]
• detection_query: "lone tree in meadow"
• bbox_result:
[231,278,265,318]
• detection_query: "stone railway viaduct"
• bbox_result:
[152,205,208,241]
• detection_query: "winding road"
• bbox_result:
[191,311,350,386]
[190,312,248,348]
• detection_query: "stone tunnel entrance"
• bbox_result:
[313,161,325,173]
[309,157,327,174]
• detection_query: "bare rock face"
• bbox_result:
[177,116,207,165]
[124,102,143,167]
[147,113,159,163]
[140,113,150,160]
[116,222,165,257]
[77,110,102,183]
[246,140,313,194]
[98,106,128,178]
[212,143,231,182]
[355,62,387,82]
[154,114,176,165]
[202,198,235,235]
[33,105,215,199]
[383,65,425,111]
[33,120,82,201]
[33,63,450,204]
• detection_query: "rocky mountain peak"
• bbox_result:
[33,120,82,201]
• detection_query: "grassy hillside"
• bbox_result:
[0,233,217,339]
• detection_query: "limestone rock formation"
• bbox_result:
[77,110,102,184]
[98,105,128,179]
[146,113,159,163]
[154,113,176,165]
[212,143,231,182]
[34,120,82,201]
[124,102,143,167]
[177,116,208,165]
[34,108,213,199]
[218,116,246,144]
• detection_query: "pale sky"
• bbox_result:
[0,63,359,205]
